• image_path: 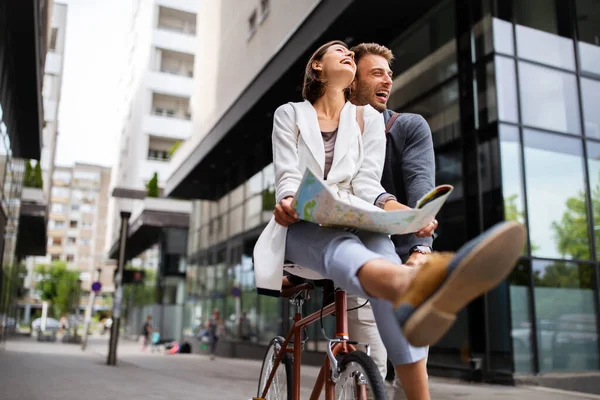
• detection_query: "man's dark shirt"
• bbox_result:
[382,110,436,261]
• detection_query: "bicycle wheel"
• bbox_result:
[335,351,387,400]
[257,336,293,400]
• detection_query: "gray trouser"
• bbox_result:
[285,221,427,366]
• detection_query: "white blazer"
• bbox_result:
[253,100,387,296]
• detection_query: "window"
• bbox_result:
[523,131,590,260]
[52,187,70,198]
[49,27,58,51]
[54,220,65,229]
[148,149,169,161]
[51,237,62,246]
[51,255,60,262]
[69,220,78,229]
[532,260,598,372]
[260,0,270,22]
[586,142,600,260]
[81,221,93,228]
[67,237,76,245]
[71,204,80,212]
[581,78,600,140]
[248,10,257,39]
[576,0,600,75]
[518,62,580,135]
[66,255,74,263]
[80,204,95,213]
[51,203,67,214]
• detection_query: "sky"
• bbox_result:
[55,0,132,168]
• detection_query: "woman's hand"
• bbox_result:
[274,196,299,227]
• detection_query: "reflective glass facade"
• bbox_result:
[183,0,600,379]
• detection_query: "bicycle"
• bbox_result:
[254,278,387,400]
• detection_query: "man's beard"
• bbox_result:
[352,85,386,112]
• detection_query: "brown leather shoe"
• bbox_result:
[394,221,526,347]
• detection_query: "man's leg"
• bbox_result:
[346,296,387,379]
[357,231,430,400]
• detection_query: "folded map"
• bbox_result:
[292,168,453,235]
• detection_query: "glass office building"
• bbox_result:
[175,0,600,382]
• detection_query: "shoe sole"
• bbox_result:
[403,221,526,347]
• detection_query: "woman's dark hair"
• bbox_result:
[302,40,352,103]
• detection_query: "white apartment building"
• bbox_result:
[106,0,199,256]
[41,2,67,201]
[44,163,112,289]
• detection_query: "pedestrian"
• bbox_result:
[139,315,152,352]
[206,309,223,360]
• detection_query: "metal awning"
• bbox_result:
[15,187,47,259]
[108,198,191,261]
[0,0,49,160]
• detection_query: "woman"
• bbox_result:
[253,40,524,396]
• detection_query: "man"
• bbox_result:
[347,42,436,400]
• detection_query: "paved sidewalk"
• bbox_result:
[1,336,599,400]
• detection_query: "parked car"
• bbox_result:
[31,317,60,332]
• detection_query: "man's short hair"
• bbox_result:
[350,43,394,67]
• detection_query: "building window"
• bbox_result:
[49,27,58,52]
[51,255,60,262]
[51,237,62,246]
[69,220,78,229]
[54,221,65,229]
[79,238,91,245]
[67,237,76,245]
[51,203,67,214]
[248,10,257,40]
[523,130,590,260]
[581,78,600,140]
[259,0,270,22]
[148,149,169,161]
[518,62,580,135]
[66,254,74,263]
[71,204,79,212]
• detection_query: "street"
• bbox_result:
[1,336,599,400]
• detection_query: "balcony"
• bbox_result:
[153,28,196,54]
[157,6,196,35]
[146,70,193,98]
[44,52,62,75]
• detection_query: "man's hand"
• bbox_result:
[274,196,299,227]
[405,251,429,266]
[416,219,438,238]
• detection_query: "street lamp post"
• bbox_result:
[107,211,131,366]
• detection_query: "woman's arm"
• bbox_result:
[272,104,302,203]
[352,105,391,205]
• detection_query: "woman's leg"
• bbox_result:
[356,231,430,400]
[285,221,412,300]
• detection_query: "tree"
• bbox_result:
[35,262,80,317]
[33,161,43,188]
[551,172,600,260]
[169,141,182,157]
[146,172,159,197]
[24,160,33,187]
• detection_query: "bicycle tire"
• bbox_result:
[336,351,388,400]
[257,336,293,400]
